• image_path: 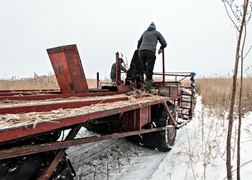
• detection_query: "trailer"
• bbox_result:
[0,44,196,179]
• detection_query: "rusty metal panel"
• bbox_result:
[0,126,171,160]
[0,91,124,101]
[47,47,74,94]
[138,106,151,130]
[121,110,138,131]
[121,107,152,131]
[0,97,129,114]
[0,103,142,143]
[159,86,178,97]
[0,98,169,143]
[165,81,181,96]
[117,85,133,92]
[47,44,89,94]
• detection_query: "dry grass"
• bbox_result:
[0,73,105,90]
[196,77,252,116]
[0,73,59,90]
[1,74,252,115]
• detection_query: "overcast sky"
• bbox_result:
[0,0,251,79]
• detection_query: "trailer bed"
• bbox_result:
[0,94,170,143]
[0,44,195,179]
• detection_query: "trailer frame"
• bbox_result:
[0,44,196,179]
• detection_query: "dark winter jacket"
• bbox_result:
[137,29,167,53]
[110,63,127,79]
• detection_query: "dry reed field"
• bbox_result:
[1,74,252,115]
[1,74,252,179]
[196,77,252,116]
[0,73,101,90]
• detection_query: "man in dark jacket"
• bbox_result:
[110,58,127,84]
[137,22,167,92]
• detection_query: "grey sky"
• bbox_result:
[0,0,251,79]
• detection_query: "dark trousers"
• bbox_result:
[139,50,156,80]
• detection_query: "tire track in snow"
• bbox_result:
[117,150,167,180]
[66,129,170,180]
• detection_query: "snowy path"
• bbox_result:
[66,96,252,179]
[67,135,169,180]
[116,148,167,180]
[65,99,201,180]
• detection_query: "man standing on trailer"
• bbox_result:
[137,22,167,92]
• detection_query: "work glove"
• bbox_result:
[158,48,162,55]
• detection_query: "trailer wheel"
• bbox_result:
[0,131,76,180]
[0,152,75,180]
[83,115,122,134]
[127,102,177,152]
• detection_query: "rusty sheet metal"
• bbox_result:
[47,44,89,94]
[121,106,151,132]
[0,125,173,160]
[0,89,59,93]
[116,85,134,92]
[0,91,125,100]
[0,96,129,114]
[121,110,137,131]
[0,91,61,97]
[0,97,169,143]
[0,94,150,114]
[158,86,179,97]
[0,89,60,93]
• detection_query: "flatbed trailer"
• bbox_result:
[0,44,195,179]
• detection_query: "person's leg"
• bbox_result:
[144,51,156,92]
[111,78,116,84]
[139,51,147,75]
[140,50,156,92]
[145,51,156,80]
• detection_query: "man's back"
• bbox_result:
[110,59,127,80]
[138,30,166,53]
[110,63,117,79]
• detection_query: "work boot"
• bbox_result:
[145,80,153,93]
[149,88,158,95]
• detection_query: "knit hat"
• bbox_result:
[119,58,124,63]
[149,22,156,30]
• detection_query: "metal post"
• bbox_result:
[115,52,120,85]
[96,72,99,88]
[162,49,165,85]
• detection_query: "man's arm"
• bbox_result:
[158,32,167,49]
[121,65,127,73]
[137,34,143,49]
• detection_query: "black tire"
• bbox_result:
[51,153,76,180]
[127,102,177,152]
[83,120,111,134]
[0,131,76,180]
[0,152,75,180]
[83,115,122,135]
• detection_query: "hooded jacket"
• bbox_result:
[137,28,167,53]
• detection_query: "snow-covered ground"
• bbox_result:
[67,96,252,179]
